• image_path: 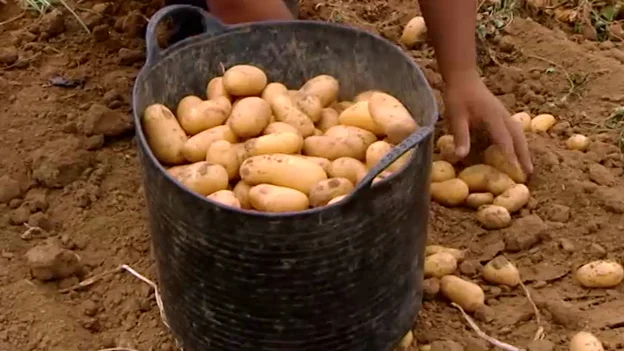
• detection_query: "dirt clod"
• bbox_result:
[0,46,18,65]
[527,339,555,351]
[40,9,66,38]
[25,240,83,281]
[118,48,145,66]
[504,215,547,252]
[84,103,133,137]
[587,163,616,186]
[430,340,464,351]
[30,137,92,188]
[0,175,21,203]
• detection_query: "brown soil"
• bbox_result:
[1,0,624,350]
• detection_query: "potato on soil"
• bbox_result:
[263,122,300,135]
[440,275,485,313]
[176,95,232,135]
[400,16,426,47]
[240,154,327,194]
[223,64,268,96]
[338,101,384,135]
[436,135,462,165]
[207,190,241,208]
[328,157,368,185]
[270,94,316,137]
[261,82,288,103]
[430,178,469,206]
[249,184,309,212]
[206,77,231,101]
[316,108,340,132]
[510,112,531,132]
[424,252,458,278]
[430,160,456,183]
[493,184,530,213]
[530,113,556,133]
[291,91,323,122]
[327,194,347,205]
[205,140,240,180]
[570,331,604,351]
[168,162,229,196]
[483,145,527,183]
[458,164,515,195]
[228,97,272,138]
[299,74,339,107]
[399,330,414,348]
[233,180,252,209]
[244,132,304,157]
[308,177,354,207]
[425,245,465,262]
[575,260,624,288]
[368,92,419,144]
[566,134,591,151]
[142,104,188,165]
[476,205,511,229]
[182,125,238,162]
[466,192,494,209]
[482,256,520,287]
[303,135,367,161]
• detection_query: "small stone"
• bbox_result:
[62,121,78,133]
[474,304,495,323]
[121,11,147,37]
[489,286,502,297]
[84,103,133,137]
[27,212,54,231]
[103,89,122,105]
[589,243,607,259]
[8,198,22,209]
[588,164,616,186]
[422,278,440,300]
[0,175,21,203]
[527,339,555,351]
[533,280,547,289]
[559,238,575,252]
[539,203,571,223]
[23,188,48,212]
[0,46,18,65]
[118,48,145,66]
[84,134,105,150]
[10,205,31,225]
[25,240,83,281]
[550,121,571,135]
[459,259,482,277]
[92,24,110,42]
[41,9,66,38]
[82,300,99,316]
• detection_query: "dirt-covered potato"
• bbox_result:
[368,92,419,144]
[575,260,624,288]
[174,95,231,135]
[299,74,340,107]
[207,190,241,208]
[430,178,469,206]
[303,136,367,161]
[328,157,368,185]
[338,101,384,135]
[493,184,530,213]
[240,154,327,194]
[566,134,590,151]
[510,112,531,132]
[263,122,300,135]
[475,205,511,229]
[248,184,309,212]
[482,256,520,287]
[308,177,354,207]
[244,132,304,157]
[425,245,465,262]
[400,16,426,47]
[424,252,458,278]
[142,104,188,165]
[182,125,238,162]
[206,77,231,101]
[530,113,556,133]
[168,162,229,196]
[316,108,340,132]
[205,140,240,180]
[431,160,456,183]
[570,331,604,351]
[465,193,494,209]
[261,82,288,103]
[271,94,315,137]
[440,275,485,312]
[458,164,515,195]
[483,145,527,183]
[228,97,272,138]
[291,91,323,122]
[327,194,347,205]
[233,180,252,209]
[223,64,268,96]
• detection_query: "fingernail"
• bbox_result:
[455,146,469,158]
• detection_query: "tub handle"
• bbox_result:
[351,125,435,195]
[145,5,227,66]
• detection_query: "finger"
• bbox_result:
[484,109,518,166]
[448,111,471,158]
[507,119,534,174]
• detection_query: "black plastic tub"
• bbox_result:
[132,5,438,351]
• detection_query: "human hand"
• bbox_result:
[443,76,533,174]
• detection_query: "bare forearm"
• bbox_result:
[419,0,479,84]
[207,0,293,24]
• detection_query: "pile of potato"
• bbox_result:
[142,64,420,213]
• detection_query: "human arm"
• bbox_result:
[207,0,293,24]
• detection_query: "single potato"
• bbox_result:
[398,331,414,348]
[440,275,485,313]
[168,162,229,196]
[430,178,469,206]
[566,134,591,151]
[353,90,383,103]
[206,77,231,101]
[291,91,323,122]
[142,104,188,165]
[338,101,384,135]
[458,164,515,195]
[249,184,310,212]
[308,177,354,207]
[483,145,527,183]
[425,245,465,262]
[299,74,340,107]
[424,252,458,278]
[400,16,427,47]
[510,112,531,132]
[240,154,327,194]
[475,205,511,229]
[328,157,368,185]
[465,193,494,209]
[570,332,604,351]
[233,180,253,209]
[244,132,304,157]
[493,184,530,213]
[205,140,240,180]
[530,113,556,133]
[431,160,456,183]
[366,140,393,169]
[482,256,520,287]
[368,92,419,144]
[263,122,300,135]
[436,135,462,165]
[297,156,332,174]
[176,95,232,135]
[327,194,347,205]
[575,260,624,288]
[271,94,316,137]
[316,108,340,132]
[222,64,268,96]
[182,125,238,162]
[261,82,288,103]
[303,135,367,161]
[228,97,272,138]
[207,190,241,208]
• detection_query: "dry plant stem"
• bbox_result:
[59,265,123,293]
[0,13,26,26]
[451,303,525,351]
[56,0,91,34]
[523,52,575,101]
[120,264,170,329]
[519,280,545,340]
